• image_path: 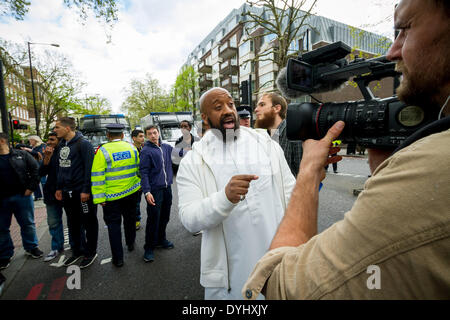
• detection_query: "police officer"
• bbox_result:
[238,109,251,128]
[91,124,141,267]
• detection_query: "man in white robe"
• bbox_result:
[176,88,296,300]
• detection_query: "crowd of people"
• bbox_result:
[0,0,449,300]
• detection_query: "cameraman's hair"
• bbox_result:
[0,132,8,142]
[57,117,76,131]
[131,129,143,138]
[144,125,158,135]
[433,0,450,17]
[262,92,288,120]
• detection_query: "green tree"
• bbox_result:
[173,65,199,117]
[242,0,318,91]
[121,74,171,126]
[71,94,112,117]
[1,0,118,24]
[34,50,85,139]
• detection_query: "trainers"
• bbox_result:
[193,231,202,236]
[25,247,43,259]
[79,254,98,269]
[0,258,11,270]
[63,255,83,267]
[44,250,62,262]
[136,221,141,230]
[156,240,174,249]
[112,258,124,267]
[143,249,154,262]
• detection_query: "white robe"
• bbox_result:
[205,129,285,300]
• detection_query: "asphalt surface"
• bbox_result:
[0,153,370,300]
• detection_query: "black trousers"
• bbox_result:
[144,186,172,251]
[103,192,138,261]
[62,191,98,258]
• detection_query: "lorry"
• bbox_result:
[140,112,197,172]
[79,114,132,149]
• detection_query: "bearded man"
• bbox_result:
[176,87,296,300]
[255,92,303,177]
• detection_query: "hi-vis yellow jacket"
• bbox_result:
[91,140,140,204]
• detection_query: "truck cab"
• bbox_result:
[79,114,132,149]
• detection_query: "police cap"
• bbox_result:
[238,109,250,119]
[106,123,125,133]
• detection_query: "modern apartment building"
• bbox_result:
[185,3,393,114]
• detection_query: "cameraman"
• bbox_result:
[243,0,449,299]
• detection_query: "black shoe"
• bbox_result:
[63,255,83,266]
[79,254,98,269]
[25,247,43,259]
[112,259,124,267]
[155,240,174,249]
[0,258,11,270]
[127,244,134,252]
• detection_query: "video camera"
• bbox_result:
[280,41,438,148]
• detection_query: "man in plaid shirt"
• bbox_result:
[255,92,303,177]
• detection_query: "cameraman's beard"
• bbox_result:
[208,115,240,143]
[255,109,277,129]
[396,59,448,110]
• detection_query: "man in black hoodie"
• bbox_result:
[0,132,43,270]
[54,117,98,269]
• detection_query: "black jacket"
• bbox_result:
[56,131,94,194]
[39,145,61,204]
[8,149,40,192]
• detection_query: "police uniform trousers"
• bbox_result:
[103,191,139,261]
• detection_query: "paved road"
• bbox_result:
[0,154,370,300]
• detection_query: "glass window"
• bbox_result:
[259,72,274,89]
[212,47,219,59]
[259,51,274,68]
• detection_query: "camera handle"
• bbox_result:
[354,68,400,102]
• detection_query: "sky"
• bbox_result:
[0,0,398,113]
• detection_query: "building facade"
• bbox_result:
[185,3,393,115]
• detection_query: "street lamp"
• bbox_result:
[27,41,59,137]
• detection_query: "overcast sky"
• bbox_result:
[0,0,398,112]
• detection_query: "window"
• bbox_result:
[303,29,311,51]
[263,33,277,45]
[239,40,253,56]
[259,72,274,89]
[212,47,219,59]
[216,29,224,42]
[259,51,274,68]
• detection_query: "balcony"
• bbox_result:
[219,40,238,60]
[198,60,212,73]
[199,73,213,89]
[221,75,239,91]
[219,59,239,76]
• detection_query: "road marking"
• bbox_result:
[50,255,66,268]
[101,258,112,265]
[47,276,68,300]
[26,283,45,300]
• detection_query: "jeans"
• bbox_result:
[103,192,138,261]
[46,202,65,251]
[144,186,172,251]
[62,191,98,258]
[0,194,39,259]
[33,176,47,200]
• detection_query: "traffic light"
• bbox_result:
[12,119,20,129]
[240,80,249,105]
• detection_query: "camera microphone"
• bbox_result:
[276,66,347,100]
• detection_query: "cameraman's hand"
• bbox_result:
[367,149,393,174]
[299,121,345,181]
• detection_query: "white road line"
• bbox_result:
[101,258,112,265]
[50,255,66,268]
